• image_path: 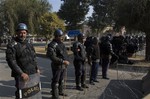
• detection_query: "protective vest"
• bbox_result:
[6,37,37,77]
[72,41,86,61]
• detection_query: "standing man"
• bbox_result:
[47,29,70,99]
[87,37,100,85]
[6,23,41,99]
[72,33,89,91]
[99,35,118,79]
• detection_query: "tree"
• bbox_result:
[39,12,65,45]
[88,0,115,36]
[111,0,150,60]
[58,0,90,30]
[0,0,51,36]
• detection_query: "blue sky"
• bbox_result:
[48,0,62,12]
[48,0,93,17]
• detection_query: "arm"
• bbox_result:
[47,43,63,65]
[72,42,83,61]
[6,44,24,76]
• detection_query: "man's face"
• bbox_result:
[17,30,27,41]
[55,35,64,42]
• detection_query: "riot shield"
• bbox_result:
[18,73,42,99]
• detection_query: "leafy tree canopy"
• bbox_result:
[58,0,90,30]
[39,12,65,41]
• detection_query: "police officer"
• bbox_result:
[100,35,118,79]
[87,37,100,85]
[6,23,40,99]
[72,33,88,91]
[47,29,70,99]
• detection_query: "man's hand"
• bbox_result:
[88,61,92,66]
[21,73,29,82]
[37,69,41,74]
[63,60,70,66]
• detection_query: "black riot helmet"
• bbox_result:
[92,37,98,44]
[16,23,28,32]
[77,33,85,40]
[105,35,111,41]
[54,29,63,37]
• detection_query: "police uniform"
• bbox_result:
[47,30,69,99]
[87,37,100,85]
[100,36,117,79]
[6,37,39,98]
[72,33,88,91]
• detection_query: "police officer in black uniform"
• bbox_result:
[47,29,70,99]
[6,23,40,99]
[87,37,100,85]
[100,35,118,79]
[72,33,88,91]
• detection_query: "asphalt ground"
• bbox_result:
[0,48,149,99]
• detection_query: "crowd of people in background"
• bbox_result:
[85,33,146,65]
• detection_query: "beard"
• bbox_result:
[19,36,26,41]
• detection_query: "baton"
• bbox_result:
[63,67,67,99]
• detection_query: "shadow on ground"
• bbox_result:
[0,80,15,97]
[99,80,143,99]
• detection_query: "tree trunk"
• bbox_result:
[145,32,150,61]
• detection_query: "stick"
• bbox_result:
[63,67,67,99]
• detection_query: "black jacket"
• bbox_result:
[46,39,68,69]
[72,41,86,61]
[87,44,100,61]
[6,37,38,77]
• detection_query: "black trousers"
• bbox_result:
[101,58,110,78]
[51,66,66,97]
[14,77,19,99]
[73,60,86,86]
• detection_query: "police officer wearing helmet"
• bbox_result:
[87,37,100,85]
[99,35,118,79]
[47,29,70,99]
[72,33,89,91]
[6,23,40,99]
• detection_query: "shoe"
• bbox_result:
[76,86,84,91]
[93,80,99,83]
[59,93,67,96]
[81,84,89,88]
[51,96,60,99]
[89,81,95,85]
[102,77,109,80]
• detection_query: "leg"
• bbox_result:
[74,60,83,91]
[93,62,99,82]
[58,69,67,96]
[51,67,61,99]
[14,77,19,99]
[101,58,110,79]
[81,62,89,88]
[89,62,95,85]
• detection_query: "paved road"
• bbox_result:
[0,49,148,99]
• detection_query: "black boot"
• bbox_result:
[51,83,60,99]
[81,84,89,88]
[81,73,86,87]
[58,81,67,96]
[76,86,84,91]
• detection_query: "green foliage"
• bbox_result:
[112,0,149,32]
[39,12,65,40]
[0,0,51,36]
[58,0,90,30]
[88,0,114,35]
